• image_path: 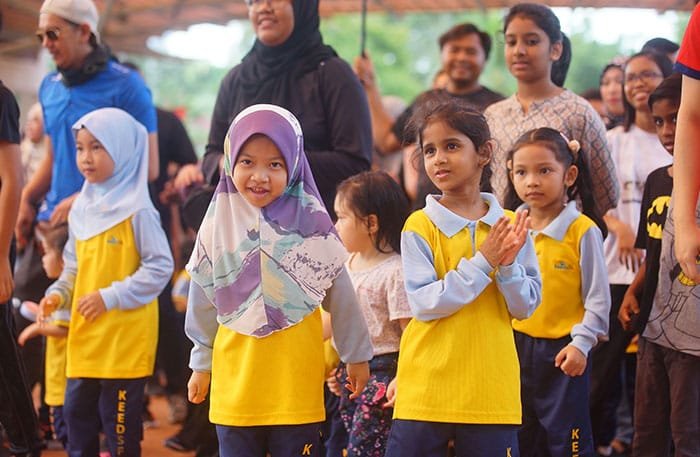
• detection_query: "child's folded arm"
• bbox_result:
[51,308,71,325]
[401,231,492,322]
[45,227,77,309]
[99,209,175,311]
[185,281,218,373]
[38,323,69,338]
[322,267,373,364]
[571,226,611,356]
[495,232,542,320]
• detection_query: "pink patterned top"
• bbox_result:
[347,253,412,356]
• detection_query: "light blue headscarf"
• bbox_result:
[69,107,154,240]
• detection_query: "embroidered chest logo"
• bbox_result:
[107,236,123,245]
[554,260,573,270]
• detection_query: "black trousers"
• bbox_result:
[0,244,42,455]
[589,284,634,447]
[154,280,188,396]
[174,397,219,457]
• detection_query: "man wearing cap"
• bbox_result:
[16,0,158,246]
[12,0,157,452]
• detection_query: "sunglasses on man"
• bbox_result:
[36,27,62,44]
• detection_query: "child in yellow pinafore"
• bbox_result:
[383,96,542,457]
[40,108,173,456]
[506,127,610,457]
[185,104,372,457]
[18,224,70,448]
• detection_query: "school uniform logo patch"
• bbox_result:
[107,236,123,245]
[554,260,572,270]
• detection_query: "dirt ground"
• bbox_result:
[37,395,196,457]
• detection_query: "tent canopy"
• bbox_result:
[1,0,695,58]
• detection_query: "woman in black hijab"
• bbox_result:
[176,0,372,218]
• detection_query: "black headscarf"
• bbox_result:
[237,0,337,106]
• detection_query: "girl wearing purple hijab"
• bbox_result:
[185,104,372,456]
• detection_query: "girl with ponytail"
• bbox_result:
[506,127,610,457]
[485,3,618,220]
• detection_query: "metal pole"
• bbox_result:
[360,0,368,56]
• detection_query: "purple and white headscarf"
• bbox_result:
[186,104,347,337]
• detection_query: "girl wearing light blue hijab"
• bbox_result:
[40,107,173,456]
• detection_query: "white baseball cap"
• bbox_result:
[40,0,100,41]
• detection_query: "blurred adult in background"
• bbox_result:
[485,3,618,216]
[355,23,503,155]
[0,79,42,457]
[174,0,372,220]
[599,63,626,130]
[355,23,503,209]
[19,103,47,183]
[642,37,680,63]
[16,0,158,248]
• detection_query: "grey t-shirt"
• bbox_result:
[643,197,700,356]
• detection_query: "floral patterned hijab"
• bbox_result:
[187,104,347,337]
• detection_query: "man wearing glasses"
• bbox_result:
[17,0,158,248]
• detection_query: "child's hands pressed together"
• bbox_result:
[77,291,107,322]
[500,210,530,266]
[479,217,515,267]
[345,361,370,400]
[188,371,211,404]
[480,214,530,268]
[554,344,587,377]
[39,294,61,325]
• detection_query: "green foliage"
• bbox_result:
[674,11,692,42]
[321,10,511,102]
[321,10,630,100]
[566,24,625,93]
